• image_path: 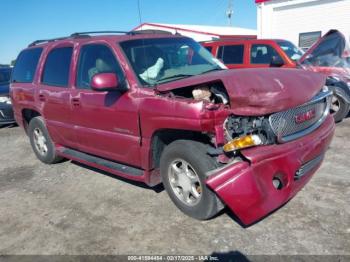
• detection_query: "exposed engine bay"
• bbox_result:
[168,82,230,105]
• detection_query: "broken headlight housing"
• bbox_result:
[223,115,275,152]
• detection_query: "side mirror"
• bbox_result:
[270,56,285,67]
[91,73,119,91]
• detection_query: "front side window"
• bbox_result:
[42,47,73,87]
[277,40,304,61]
[250,44,282,64]
[76,44,124,89]
[12,48,42,83]
[217,45,244,64]
[120,37,225,86]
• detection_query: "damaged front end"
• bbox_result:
[156,67,334,225]
[203,88,334,225]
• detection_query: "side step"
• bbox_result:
[58,147,143,177]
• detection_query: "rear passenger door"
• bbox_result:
[70,43,141,166]
[217,44,245,69]
[37,45,77,148]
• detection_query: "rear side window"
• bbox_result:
[12,48,42,83]
[217,45,244,64]
[42,47,73,87]
[250,44,282,64]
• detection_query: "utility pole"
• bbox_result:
[226,0,233,26]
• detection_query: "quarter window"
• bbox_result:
[42,47,73,87]
[250,44,282,64]
[11,48,43,83]
[76,44,124,89]
[217,45,244,64]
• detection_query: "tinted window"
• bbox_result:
[217,45,244,64]
[76,44,124,89]
[250,44,282,64]
[42,47,73,87]
[0,69,11,84]
[12,48,42,83]
[204,46,213,53]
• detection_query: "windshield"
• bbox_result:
[120,37,226,85]
[0,69,11,85]
[277,40,304,61]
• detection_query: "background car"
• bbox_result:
[0,66,15,126]
[202,30,350,122]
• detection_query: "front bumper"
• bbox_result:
[0,103,15,125]
[206,114,335,225]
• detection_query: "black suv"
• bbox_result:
[0,66,15,126]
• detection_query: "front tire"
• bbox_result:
[331,94,350,123]
[28,116,63,164]
[160,140,223,220]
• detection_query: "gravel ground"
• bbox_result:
[0,119,349,256]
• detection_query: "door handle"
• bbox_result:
[38,94,46,102]
[71,98,81,107]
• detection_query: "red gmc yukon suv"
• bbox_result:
[10,31,335,225]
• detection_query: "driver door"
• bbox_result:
[70,43,141,167]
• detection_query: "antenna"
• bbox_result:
[226,0,234,26]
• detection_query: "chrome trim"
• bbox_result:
[295,153,325,180]
[269,90,332,143]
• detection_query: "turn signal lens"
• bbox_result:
[223,135,262,152]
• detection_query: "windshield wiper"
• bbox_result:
[200,68,224,74]
[156,74,195,84]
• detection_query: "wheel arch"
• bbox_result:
[149,129,213,170]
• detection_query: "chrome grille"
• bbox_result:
[269,91,332,143]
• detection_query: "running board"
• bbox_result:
[57,147,143,177]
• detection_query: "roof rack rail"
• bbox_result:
[131,29,174,35]
[28,36,72,47]
[28,30,173,47]
[70,31,134,37]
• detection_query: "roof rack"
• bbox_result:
[28,30,172,47]
[70,31,134,37]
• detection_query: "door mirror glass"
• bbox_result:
[91,73,119,91]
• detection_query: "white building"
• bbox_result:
[256,0,350,49]
[133,23,257,42]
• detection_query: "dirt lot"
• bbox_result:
[0,119,349,256]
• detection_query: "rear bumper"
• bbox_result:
[206,114,335,225]
[0,103,15,125]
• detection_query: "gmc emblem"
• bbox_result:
[295,109,316,124]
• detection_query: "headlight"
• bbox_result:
[223,134,262,152]
[0,96,11,104]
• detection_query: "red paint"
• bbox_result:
[202,39,297,69]
[91,73,119,91]
[207,115,335,225]
[10,33,334,224]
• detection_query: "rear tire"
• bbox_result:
[160,140,223,220]
[28,116,63,164]
[331,94,350,123]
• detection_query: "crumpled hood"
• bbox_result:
[156,68,326,115]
